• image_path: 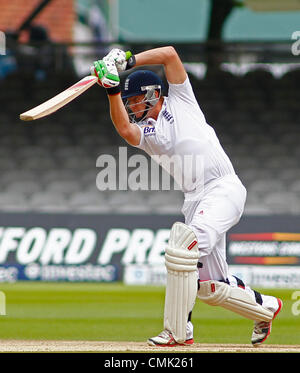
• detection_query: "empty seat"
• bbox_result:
[0,135,30,147]
[37,135,71,148]
[81,170,98,188]
[15,146,51,159]
[147,191,183,214]
[61,156,95,170]
[105,190,151,213]
[264,192,300,214]
[42,169,78,184]
[68,190,111,213]
[107,190,147,211]
[263,156,298,170]
[1,170,38,185]
[238,168,274,186]
[29,191,70,212]
[248,179,285,198]
[232,156,259,170]
[227,144,251,158]
[243,203,272,216]
[5,180,42,196]
[254,144,289,158]
[244,192,272,215]
[0,192,30,212]
[0,158,16,171]
[79,134,110,147]
[280,132,300,146]
[46,180,81,195]
[114,203,151,214]
[278,168,300,183]
[54,146,88,159]
[152,204,182,215]
[21,156,57,170]
[289,180,300,195]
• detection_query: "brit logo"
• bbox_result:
[143,125,155,136]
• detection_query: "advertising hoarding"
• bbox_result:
[0,212,299,287]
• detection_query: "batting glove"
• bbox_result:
[91,58,120,88]
[105,48,136,72]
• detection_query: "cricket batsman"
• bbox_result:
[91,46,282,347]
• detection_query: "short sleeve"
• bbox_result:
[167,76,199,106]
[167,76,205,120]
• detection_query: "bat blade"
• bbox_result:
[20,75,98,121]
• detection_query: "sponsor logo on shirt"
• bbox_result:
[142,125,155,136]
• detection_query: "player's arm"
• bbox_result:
[98,46,186,84]
[92,56,141,146]
[107,93,141,146]
[134,46,187,84]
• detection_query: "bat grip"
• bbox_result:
[125,51,136,70]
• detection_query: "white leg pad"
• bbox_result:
[197,280,273,322]
[164,222,199,343]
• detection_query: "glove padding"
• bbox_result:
[91,57,120,88]
[106,48,127,72]
[91,49,135,90]
[104,48,136,72]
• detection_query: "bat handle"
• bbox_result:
[125,51,136,70]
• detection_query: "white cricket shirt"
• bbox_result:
[134,76,236,198]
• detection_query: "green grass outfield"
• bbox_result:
[0,282,299,345]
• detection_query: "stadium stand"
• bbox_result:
[0,64,299,215]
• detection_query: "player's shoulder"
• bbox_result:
[168,74,190,89]
[167,75,199,107]
[168,75,194,95]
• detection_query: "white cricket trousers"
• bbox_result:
[182,173,278,313]
[182,173,247,282]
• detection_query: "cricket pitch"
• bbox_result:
[0,340,299,352]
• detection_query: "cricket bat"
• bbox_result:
[20,75,98,121]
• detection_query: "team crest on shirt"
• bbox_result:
[161,108,174,124]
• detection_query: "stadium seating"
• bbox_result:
[0,65,299,215]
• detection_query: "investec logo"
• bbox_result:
[0,31,5,55]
